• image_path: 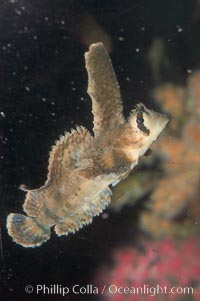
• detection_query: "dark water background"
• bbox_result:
[0,0,198,300]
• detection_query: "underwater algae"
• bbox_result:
[109,72,200,239]
[140,74,200,238]
[6,43,168,248]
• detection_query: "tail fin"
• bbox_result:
[6,213,50,248]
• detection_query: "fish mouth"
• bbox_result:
[150,113,169,141]
[158,113,169,130]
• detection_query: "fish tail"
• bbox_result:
[6,213,50,248]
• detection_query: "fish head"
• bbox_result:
[128,103,169,156]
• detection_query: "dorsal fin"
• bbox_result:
[46,126,93,183]
[85,42,125,137]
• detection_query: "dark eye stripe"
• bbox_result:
[136,110,143,120]
[137,122,150,135]
[135,106,150,135]
[136,112,150,135]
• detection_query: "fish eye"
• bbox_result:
[136,117,144,124]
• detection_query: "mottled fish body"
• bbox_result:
[7,43,169,247]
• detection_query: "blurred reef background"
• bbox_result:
[0,0,200,300]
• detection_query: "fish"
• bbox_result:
[6,42,169,247]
